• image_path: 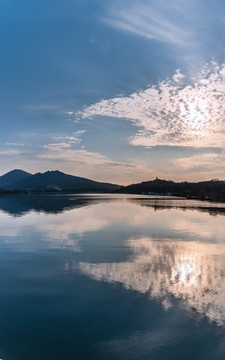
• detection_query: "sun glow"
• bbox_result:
[79,62,225,147]
[184,98,209,135]
[172,255,198,285]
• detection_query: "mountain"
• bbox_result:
[116,178,225,201]
[116,178,176,194]
[0,170,120,192]
[0,169,32,188]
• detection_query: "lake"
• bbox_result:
[1,193,225,360]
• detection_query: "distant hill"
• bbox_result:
[0,169,32,188]
[0,170,120,192]
[116,178,225,202]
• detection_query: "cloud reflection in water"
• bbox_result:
[79,238,225,325]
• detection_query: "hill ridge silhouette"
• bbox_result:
[0,169,119,192]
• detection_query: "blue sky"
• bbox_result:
[1,0,225,184]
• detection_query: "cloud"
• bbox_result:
[5,143,24,146]
[169,152,225,179]
[173,69,185,83]
[79,62,225,148]
[39,147,137,169]
[45,130,87,150]
[39,148,110,164]
[43,142,72,151]
[37,147,157,184]
[25,104,62,112]
[0,149,22,156]
[103,0,194,46]
[53,130,86,141]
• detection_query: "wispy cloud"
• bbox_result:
[39,148,110,164]
[103,0,196,46]
[0,149,22,156]
[79,62,225,148]
[5,143,24,147]
[43,142,72,151]
[53,130,86,143]
[170,152,225,178]
[25,104,62,112]
[45,130,87,150]
[38,147,157,184]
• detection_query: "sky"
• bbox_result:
[1,0,225,184]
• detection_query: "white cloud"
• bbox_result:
[104,0,194,46]
[39,148,110,164]
[73,130,86,136]
[51,130,86,146]
[43,142,72,151]
[79,62,225,148]
[43,131,87,153]
[173,69,185,82]
[0,149,22,156]
[5,143,24,146]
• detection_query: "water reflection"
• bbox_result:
[1,195,225,253]
[1,194,225,324]
[0,203,109,251]
[1,194,225,217]
[78,237,225,325]
[0,194,90,216]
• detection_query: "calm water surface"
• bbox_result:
[1,194,225,359]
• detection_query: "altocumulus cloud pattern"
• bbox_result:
[79,62,225,148]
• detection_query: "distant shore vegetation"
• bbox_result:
[1,170,225,203]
